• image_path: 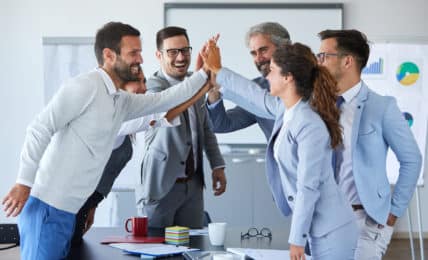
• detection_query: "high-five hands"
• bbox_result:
[195,34,220,72]
[201,37,222,74]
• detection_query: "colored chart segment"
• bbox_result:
[396,62,419,86]
[403,112,414,127]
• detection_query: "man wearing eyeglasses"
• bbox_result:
[318,29,421,259]
[136,26,226,228]
[205,22,290,141]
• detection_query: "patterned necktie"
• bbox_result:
[332,96,345,177]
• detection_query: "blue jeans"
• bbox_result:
[19,196,75,260]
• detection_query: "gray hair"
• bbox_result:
[245,22,291,47]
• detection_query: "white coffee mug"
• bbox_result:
[208,222,227,246]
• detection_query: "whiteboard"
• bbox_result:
[165,3,343,144]
[362,43,428,185]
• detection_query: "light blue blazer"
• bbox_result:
[217,68,355,246]
[347,82,421,224]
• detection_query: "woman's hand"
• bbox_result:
[289,244,305,260]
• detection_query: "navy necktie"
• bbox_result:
[332,96,344,177]
[336,95,345,108]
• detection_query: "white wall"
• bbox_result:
[1,0,427,234]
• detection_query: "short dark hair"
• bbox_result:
[156,26,189,50]
[94,22,140,65]
[318,29,370,72]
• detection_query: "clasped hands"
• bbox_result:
[194,35,223,103]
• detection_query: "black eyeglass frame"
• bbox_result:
[240,227,272,239]
[161,46,193,58]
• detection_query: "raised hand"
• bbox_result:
[196,34,220,72]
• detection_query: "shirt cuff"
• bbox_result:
[152,116,181,128]
[213,165,225,170]
[207,99,222,109]
[16,178,33,188]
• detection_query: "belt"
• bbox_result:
[352,204,364,211]
[175,176,191,183]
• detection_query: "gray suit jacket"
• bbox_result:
[135,70,225,203]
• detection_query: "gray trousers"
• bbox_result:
[137,176,204,229]
[354,210,394,260]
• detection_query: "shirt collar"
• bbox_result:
[96,67,119,96]
[162,68,185,85]
[341,81,362,103]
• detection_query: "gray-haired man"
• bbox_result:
[206,22,290,139]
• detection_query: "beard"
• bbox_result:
[114,57,141,82]
[256,60,271,77]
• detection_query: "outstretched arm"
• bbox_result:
[164,81,212,122]
[201,41,279,119]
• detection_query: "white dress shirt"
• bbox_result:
[273,99,300,202]
[336,81,362,205]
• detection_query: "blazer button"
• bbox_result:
[180,161,185,165]
[187,142,192,146]
[302,234,307,238]
[287,196,294,202]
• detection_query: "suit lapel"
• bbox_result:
[266,109,291,215]
[351,82,369,153]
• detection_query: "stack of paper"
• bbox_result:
[227,248,312,260]
[109,243,199,257]
[165,226,190,245]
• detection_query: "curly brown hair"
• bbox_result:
[272,43,342,148]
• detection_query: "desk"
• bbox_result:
[70,226,289,259]
[0,226,290,260]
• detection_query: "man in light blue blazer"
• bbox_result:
[317,29,422,259]
[206,22,290,140]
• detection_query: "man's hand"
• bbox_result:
[83,207,97,235]
[201,37,222,74]
[207,86,222,104]
[289,244,305,260]
[2,183,31,217]
[212,168,226,196]
[197,34,220,73]
[386,213,397,227]
[206,73,221,104]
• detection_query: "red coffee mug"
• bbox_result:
[125,217,148,237]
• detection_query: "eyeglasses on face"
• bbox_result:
[161,46,192,58]
[241,227,272,239]
[316,52,344,63]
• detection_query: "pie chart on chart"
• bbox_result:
[396,62,420,86]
